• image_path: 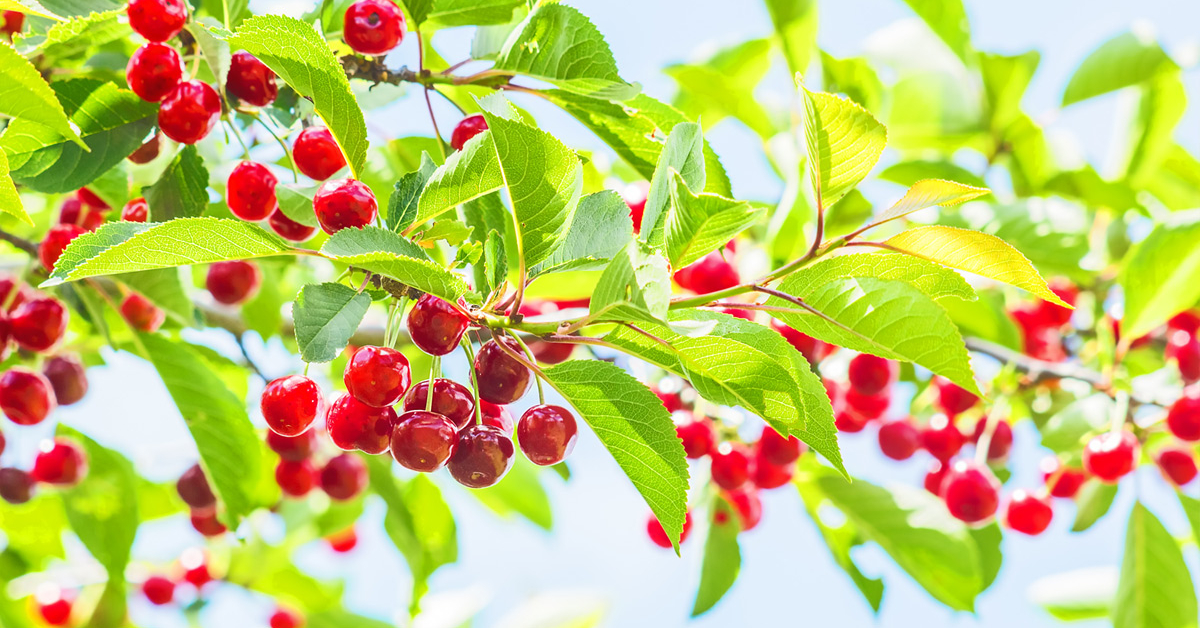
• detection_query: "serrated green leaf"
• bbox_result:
[821,51,883,115]
[482,229,506,295]
[319,226,470,302]
[1030,568,1116,622]
[275,184,318,227]
[0,149,29,224]
[469,457,552,531]
[541,359,689,550]
[119,268,197,326]
[15,0,120,17]
[794,252,976,302]
[422,0,521,27]
[192,20,232,92]
[1126,71,1186,189]
[899,0,972,62]
[143,145,209,221]
[415,130,502,227]
[767,275,980,395]
[864,179,989,230]
[1113,503,1197,628]
[589,239,670,324]
[0,0,63,20]
[1062,32,1177,106]
[0,39,86,149]
[35,9,129,62]
[43,218,293,286]
[388,152,437,232]
[1072,481,1118,532]
[531,190,632,277]
[1118,209,1200,340]
[665,172,764,268]
[641,122,706,246]
[229,15,368,178]
[879,160,986,189]
[691,498,741,616]
[293,282,371,363]
[802,86,887,209]
[414,220,472,246]
[495,3,638,100]
[57,426,137,578]
[765,0,817,77]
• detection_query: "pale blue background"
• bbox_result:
[7,0,1200,626]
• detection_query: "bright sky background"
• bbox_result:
[6,0,1200,626]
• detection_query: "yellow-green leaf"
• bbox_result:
[0,149,30,225]
[865,179,989,231]
[802,84,886,209]
[0,39,87,150]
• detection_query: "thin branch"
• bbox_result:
[964,336,1105,387]
[424,87,447,161]
[235,334,269,382]
[623,323,674,352]
[0,229,39,256]
[843,240,908,254]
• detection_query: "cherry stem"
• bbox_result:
[441,59,471,75]
[235,333,268,382]
[508,332,544,404]
[426,355,440,413]
[246,112,298,182]
[489,328,548,391]
[461,336,483,425]
[424,87,447,161]
[430,86,467,115]
[224,117,251,160]
[974,396,1005,466]
[843,240,908,254]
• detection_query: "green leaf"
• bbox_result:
[119,268,198,326]
[0,149,28,224]
[899,0,972,62]
[531,190,632,277]
[35,10,130,62]
[588,240,670,324]
[293,282,371,363]
[481,229,506,295]
[665,172,764,268]
[0,0,64,20]
[981,50,1041,132]
[1113,503,1197,628]
[764,0,817,77]
[1030,568,1116,622]
[229,15,368,179]
[415,131,503,228]
[0,39,86,149]
[1072,481,1118,532]
[863,179,989,230]
[821,52,884,114]
[192,19,232,92]
[14,0,121,18]
[140,334,266,526]
[691,498,741,616]
[387,152,437,232]
[1062,32,1178,106]
[1118,209,1200,340]
[665,39,775,138]
[494,4,638,100]
[767,276,980,395]
[143,146,209,221]
[422,0,522,27]
[319,226,471,303]
[414,220,472,247]
[275,185,318,227]
[879,160,986,189]
[1125,72,1187,189]
[57,426,137,578]
[469,457,552,531]
[641,122,706,246]
[943,292,1022,351]
[1040,395,1112,454]
[802,86,887,209]
[540,359,689,550]
[786,252,976,302]
[43,218,293,286]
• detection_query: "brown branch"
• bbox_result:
[0,229,39,257]
[963,336,1104,386]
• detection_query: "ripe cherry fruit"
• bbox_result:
[1082,430,1139,483]
[2,11,24,39]
[275,459,318,497]
[0,367,56,425]
[623,182,649,234]
[158,80,221,145]
[673,251,739,294]
[313,178,377,233]
[226,51,278,106]
[268,208,317,242]
[1167,395,1200,441]
[292,127,346,181]
[450,114,488,151]
[750,454,794,489]
[1156,447,1198,486]
[344,346,411,407]
[31,438,88,485]
[390,410,458,472]
[877,418,920,461]
[835,409,868,433]
[320,453,368,501]
[757,425,803,466]
[326,527,358,553]
[1170,334,1200,383]
[934,376,978,416]
[448,424,514,488]
[970,417,1013,461]
[128,134,162,164]
[39,223,86,272]
[675,415,715,459]
[0,467,33,504]
[647,511,692,548]
[142,575,175,606]
[518,404,578,466]
[726,487,763,531]
[1041,457,1088,499]
[1004,489,1053,535]
[940,460,1000,524]
[261,375,323,437]
[847,353,893,396]
[127,0,187,41]
[325,393,396,454]
[921,415,964,461]
[76,188,108,210]
[43,354,88,406]
[226,161,278,221]
[770,318,827,365]
[478,400,513,433]
[402,378,474,429]
[407,293,470,356]
[122,197,150,222]
[267,428,318,462]
[343,0,406,55]
[710,442,751,491]
[206,260,261,305]
[176,463,216,510]
[37,593,72,626]
[121,293,166,332]
[844,387,889,421]
[58,195,104,231]
[270,608,304,628]
[11,297,68,352]
[473,337,532,404]
[126,42,183,102]
[923,459,948,494]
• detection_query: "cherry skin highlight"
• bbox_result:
[407,293,469,356]
[127,0,188,42]
[313,178,377,233]
[518,404,579,466]
[261,375,323,436]
[939,460,1000,524]
[402,378,474,429]
[325,393,396,454]
[226,161,278,221]
[1082,430,1139,483]
[710,442,751,491]
[292,127,346,181]
[320,453,368,501]
[1004,489,1053,535]
[158,80,221,145]
[121,293,166,332]
[448,424,515,488]
[206,260,261,305]
[390,410,458,472]
[43,354,88,406]
[343,0,406,55]
[0,367,56,425]
[450,114,488,151]
[226,51,278,106]
[344,346,411,408]
[126,42,182,102]
[473,337,532,404]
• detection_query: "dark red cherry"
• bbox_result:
[226,51,277,107]
[1004,489,1053,535]
[120,293,165,332]
[141,576,175,606]
[227,161,278,221]
[675,414,715,459]
[835,408,869,433]
[126,42,183,102]
[673,251,739,294]
[726,487,762,531]
[647,510,692,548]
[320,453,368,500]
[122,197,150,222]
[75,187,109,210]
[529,339,574,364]
[43,354,87,406]
[344,346,411,408]
[127,134,162,164]
[313,178,377,233]
[158,80,221,145]
[940,460,1000,524]
[206,260,261,305]
[11,297,67,353]
[934,376,978,416]
[127,0,188,42]
[1167,395,1200,441]
[326,526,358,552]
[275,459,317,497]
[0,367,55,425]
[750,453,793,489]
[0,277,26,312]
[343,0,405,55]
[1082,430,1139,483]
[757,425,803,466]
[39,223,86,272]
[710,442,751,491]
[31,437,87,485]
[390,410,458,472]
[1040,457,1088,499]
[478,400,513,433]
[844,388,889,421]
[923,459,948,494]
[402,378,474,429]
[267,428,318,461]
[970,417,1013,461]
[770,318,827,365]
[517,404,578,466]
[450,114,488,151]
[448,424,514,488]
[877,418,920,461]
[2,11,25,39]
[1157,447,1197,486]
[325,393,395,454]
[176,463,216,510]
[58,195,105,231]
[190,508,227,536]
[656,389,684,413]
[261,375,323,437]
[0,467,33,504]
[268,208,317,242]
[270,608,303,628]
[1032,279,1077,328]
[407,293,469,356]
[847,353,893,396]
[921,415,964,461]
[292,127,346,181]
[473,337,531,404]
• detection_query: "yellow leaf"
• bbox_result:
[868,179,990,230]
[800,80,887,209]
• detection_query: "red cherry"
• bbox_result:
[675,414,715,459]
[1168,332,1200,383]
[292,127,346,181]
[142,575,175,606]
[921,415,964,461]
[31,438,87,485]
[43,354,87,406]
[181,556,214,587]
[402,378,474,429]
[770,318,827,365]
[844,388,889,421]
[923,459,948,494]
[450,114,488,151]
[0,430,5,456]
[1156,447,1198,486]
[0,318,10,365]
[121,293,166,332]
[934,376,977,416]
[1082,430,1139,483]
[122,197,150,222]
[326,527,358,553]
[1040,457,1088,499]
[343,0,405,55]
[622,182,649,234]
[268,208,317,242]
[448,424,514,488]
[726,487,763,531]
[191,509,227,538]
[0,367,56,425]
[270,608,304,628]
[158,80,221,145]
[528,339,574,364]
[275,459,318,497]
[206,260,261,305]
[176,463,216,510]
[877,418,920,461]
[320,453,368,500]
[673,251,739,294]
[126,42,183,102]
[750,453,794,489]
[38,596,72,626]
[647,510,692,548]
[227,161,278,221]
[473,337,532,404]
[656,389,683,413]
[11,297,67,352]
[128,134,162,164]
[0,277,26,312]
[58,196,105,230]
[39,223,86,272]
[0,467,33,503]
[390,410,458,472]
[261,375,323,437]
[313,178,377,233]
[76,187,109,210]
[970,417,1013,461]
[127,0,188,42]
[710,442,751,491]
[2,11,25,38]
[226,51,277,106]
[835,409,868,433]
[1168,311,1200,335]
[940,460,1000,524]
[757,425,803,465]
[407,294,469,356]
[1004,489,1053,535]
[847,353,893,395]
[1168,395,1200,441]
[343,346,411,407]
[517,404,578,466]
[325,393,396,454]
[478,400,513,433]
[267,428,318,462]
[1033,280,1077,328]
